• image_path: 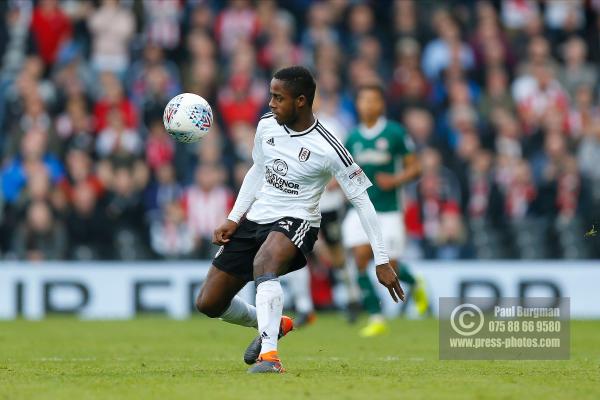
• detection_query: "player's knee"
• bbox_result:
[195,295,224,318]
[253,251,279,278]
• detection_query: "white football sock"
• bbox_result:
[255,278,283,355]
[288,267,314,314]
[219,296,258,328]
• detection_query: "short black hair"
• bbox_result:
[355,83,386,100]
[273,66,317,106]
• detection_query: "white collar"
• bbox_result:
[358,116,387,139]
[284,116,319,137]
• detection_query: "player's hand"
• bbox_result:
[213,219,239,245]
[375,173,399,191]
[375,263,405,303]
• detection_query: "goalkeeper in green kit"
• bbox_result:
[341,84,429,337]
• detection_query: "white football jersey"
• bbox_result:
[245,112,372,227]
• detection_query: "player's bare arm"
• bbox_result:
[375,153,422,190]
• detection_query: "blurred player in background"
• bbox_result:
[283,265,315,327]
[315,98,362,323]
[342,84,429,337]
[317,179,363,322]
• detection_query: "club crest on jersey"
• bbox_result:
[273,159,288,176]
[298,147,311,162]
[376,138,389,150]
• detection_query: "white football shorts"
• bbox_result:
[341,208,405,259]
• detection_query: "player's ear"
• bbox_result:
[296,94,306,108]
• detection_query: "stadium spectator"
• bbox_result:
[1,128,64,204]
[301,2,339,52]
[65,181,111,260]
[141,0,183,52]
[402,108,440,152]
[421,11,474,81]
[405,148,465,259]
[183,30,218,103]
[217,72,265,130]
[257,10,303,73]
[52,50,95,106]
[87,0,135,76]
[58,146,104,204]
[54,96,95,153]
[392,0,426,45]
[214,0,259,57]
[478,67,515,123]
[145,119,175,172]
[544,0,585,42]
[30,0,72,69]
[466,149,504,224]
[568,85,600,140]
[554,155,585,223]
[388,37,431,118]
[13,200,67,261]
[501,0,540,32]
[12,95,55,150]
[344,3,383,59]
[150,200,194,259]
[144,162,182,222]
[405,170,465,260]
[315,69,354,133]
[513,62,569,134]
[128,44,181,114]
[503,159,538,220]
[104,166,148,260]
[1,1,33,80]
[95,107,142,160]
[183,163,233,259]
[578,118,600,215]
[558,36,598,99]
[14,168,53,216]
[93,72,137,131]
[470,7,515,75]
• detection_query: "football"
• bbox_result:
[163,93,213,143]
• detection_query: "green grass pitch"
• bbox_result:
[1,316,599,400]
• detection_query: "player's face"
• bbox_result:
[356,89,385,122]
[269,79,299,126]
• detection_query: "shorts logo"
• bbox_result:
[215,246,224,258]
[278,219,292,231]
[298,147,311,162]
[273,159,288,176]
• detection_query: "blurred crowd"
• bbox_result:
[0,0,599,262]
